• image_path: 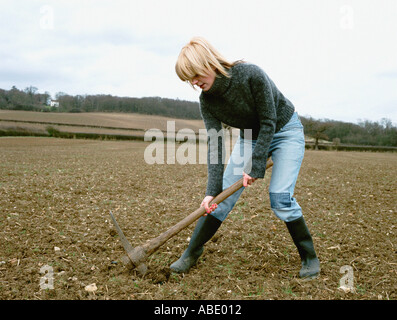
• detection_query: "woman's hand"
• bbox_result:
[201,195,215,215]
[200,172,255,216]
[243,172,256,187]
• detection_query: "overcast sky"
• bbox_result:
[1,0,396,124]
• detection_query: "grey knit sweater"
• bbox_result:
[200,62,295,197]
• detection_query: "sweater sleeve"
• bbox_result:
[199,101,225,197]
[246,67,277,178]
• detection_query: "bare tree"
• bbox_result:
[303,117,332,150]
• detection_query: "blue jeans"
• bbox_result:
[211,112,305,223]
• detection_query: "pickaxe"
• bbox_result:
[110,159,273,275]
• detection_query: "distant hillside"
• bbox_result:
[0,110,206,142]
[0,110,204,132]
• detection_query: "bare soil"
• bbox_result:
[0,137,396,300]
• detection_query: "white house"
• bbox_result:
[50,100,59,108]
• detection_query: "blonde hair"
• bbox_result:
[175,37,239,84]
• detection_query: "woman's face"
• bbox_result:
[190,71,216,91]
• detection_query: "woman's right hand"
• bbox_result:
[201,196,215,215]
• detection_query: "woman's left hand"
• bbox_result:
[243,172,256,187]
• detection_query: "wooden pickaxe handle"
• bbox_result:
[120,159,273,271]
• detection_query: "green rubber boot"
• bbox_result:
[170,214,222,273]
[285,216,320,279]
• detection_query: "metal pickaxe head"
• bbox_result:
[109,211,148,275]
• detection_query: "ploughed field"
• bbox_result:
[0,137,396,300]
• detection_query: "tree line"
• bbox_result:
[0,86,50,111]
[301,116,396,148]
[0,86,396,147]
[0,86,201,119]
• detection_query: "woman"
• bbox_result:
[171,37,320,279]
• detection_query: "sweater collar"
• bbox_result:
[203,71,232,96]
